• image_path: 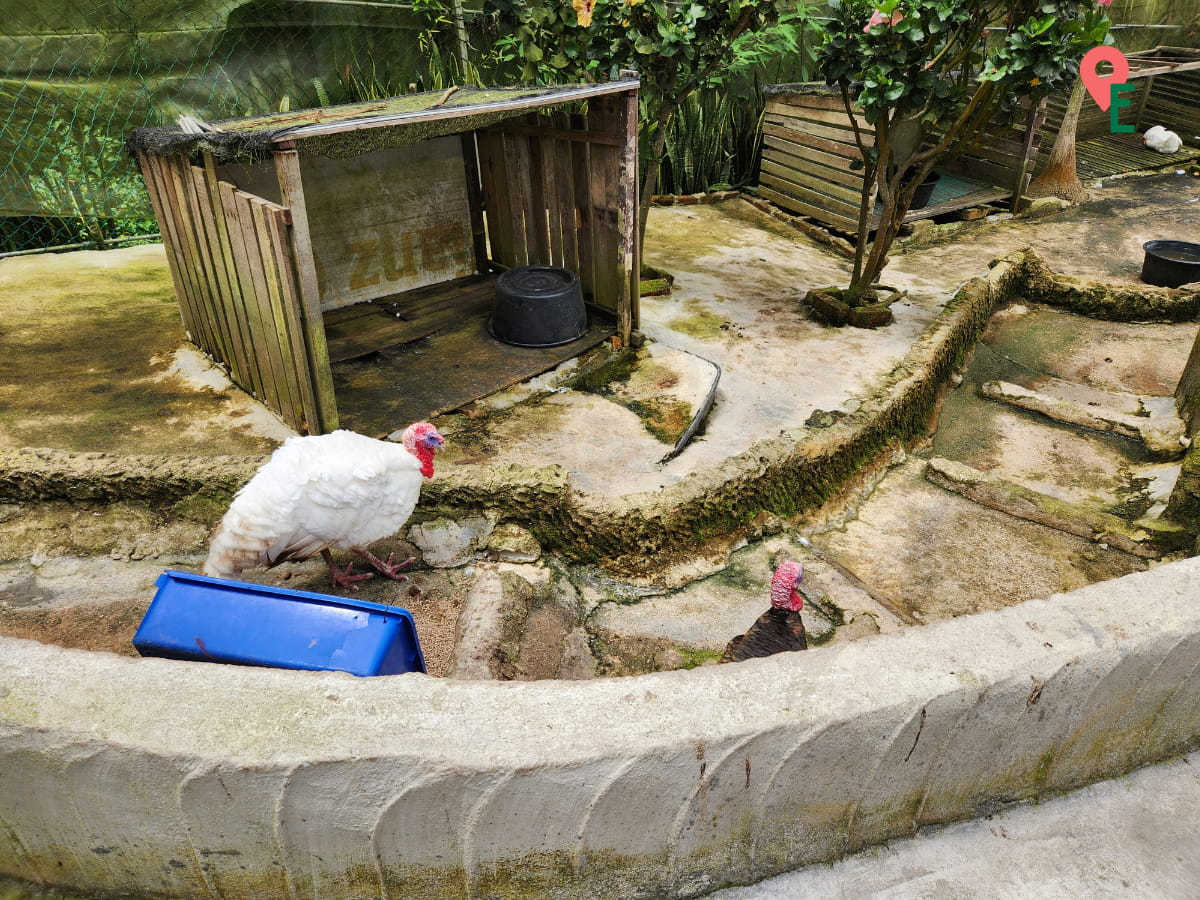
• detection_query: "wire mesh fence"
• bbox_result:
[2,1,1191,255]
[0,0,487,253]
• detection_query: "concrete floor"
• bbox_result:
[709,751,1200,900]
[1,174,1199,897]
[3,175,1199,665]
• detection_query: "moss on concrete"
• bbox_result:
[666,299,731,340]
[1016,249,1200,322]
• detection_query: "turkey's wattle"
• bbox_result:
[720,561,809,662]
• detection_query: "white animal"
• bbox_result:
[1143,125,1183,154]
[202,423,444,589]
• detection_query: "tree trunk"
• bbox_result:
[1026,76,1089,204]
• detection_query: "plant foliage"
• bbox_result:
[489,0,811,240]
[817,0,1112,300]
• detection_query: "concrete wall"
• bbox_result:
[2,557,1198,899]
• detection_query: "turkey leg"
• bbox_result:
[354,549,416,581]
[320,549,375,589]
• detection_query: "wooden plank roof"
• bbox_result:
[128,79,640,162]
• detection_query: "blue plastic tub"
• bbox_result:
[133,571,426,676]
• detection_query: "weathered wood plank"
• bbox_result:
[138,154,210,353]
[764,111,872,146]
[553,127,579,277]
[763,123,865,160]
[764,99,860,128]
[460,133,490,276]
[157,155,223,360]
[203,154,267,402]
[762,135,865,189]
[177,160,237,371]
[520,121,551,264]
[229,189,294,422]
[759,171,862,217]
[297,138,475,311]
[542,132,565,267]
[759,159,865,206]
[890,187,1009,225]
[323,278,495,363]
[757,181,860,231]
[191,157,256,399]
[763,90,854,112]
[475,128,508,267]
[489,121,625,146]
[215,181,273,402]
[587,98,620,314]
[274,146,339,433]
[265,206,324,433]
[571,116,597,301]
[250,197,309,432]
[481,129,522,267]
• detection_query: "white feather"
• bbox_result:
[203,430,426,579]
[1144,125,1183,154]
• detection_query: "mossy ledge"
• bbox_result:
[0,253,1016,578]
[1015,247,1200,322]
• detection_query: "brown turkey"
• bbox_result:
[720,561,808,662]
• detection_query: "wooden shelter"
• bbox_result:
[131,80,640,435]
[758,83,1046,233]
[1037,47,1200,180]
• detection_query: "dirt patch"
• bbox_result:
[0,598,147,656]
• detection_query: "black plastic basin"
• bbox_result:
[490,266,587,348]
[1141,240,1200,288]
[909,170,941,210]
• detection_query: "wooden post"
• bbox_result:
[460,132,490,275]
[617,83,640,341]
[1010,99,1047,214]
[272,144,339,433]
[1133,75,1156,132]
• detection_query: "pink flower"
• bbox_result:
[864,8,905,32]
[1096,0,1113,5]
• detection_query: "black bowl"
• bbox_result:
[1141,240,1200,288]
[490,266,588,348]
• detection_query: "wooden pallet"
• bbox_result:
[1075,133,1200,180]
[323,275,496,363]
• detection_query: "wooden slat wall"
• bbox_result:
[759,90,869,231]
[1139,70,1200,139]
[941,101,1046,199]
[761,86,1043,228]
[477,94,637,337]
[1037,82,1146,172]
[136,152,333,434]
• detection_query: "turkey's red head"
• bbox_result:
[769,561,805,611]
[402,422,445,478]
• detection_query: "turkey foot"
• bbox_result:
[321,549,375,589]
[354,549,415,581]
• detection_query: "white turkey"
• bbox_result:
[202,423,444,589]
[1143,125,1183,154]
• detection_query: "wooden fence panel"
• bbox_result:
[760,92,871,230]
[476,96,638,333]
[136,153,210,353]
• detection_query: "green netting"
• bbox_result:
[0,0,488,252]
[1,0,1191,253]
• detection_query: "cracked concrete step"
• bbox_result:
[925,456,1189,558]
[980,379,1188,460]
